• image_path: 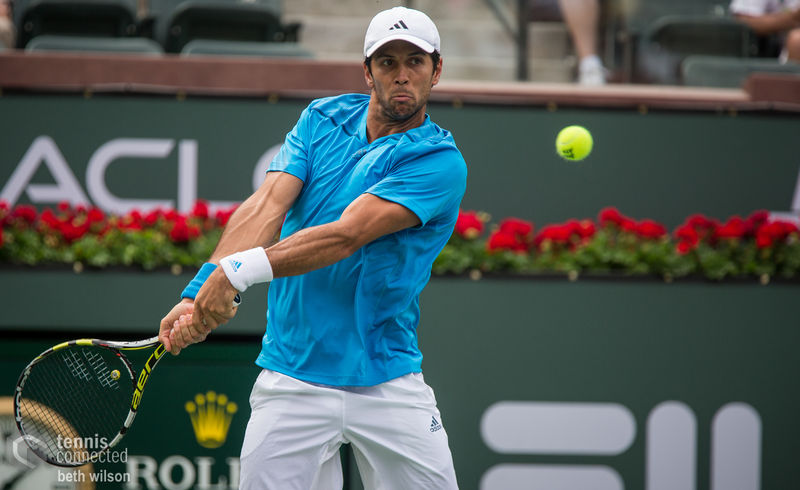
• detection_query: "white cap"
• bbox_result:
[363,7,440,58]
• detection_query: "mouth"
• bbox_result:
[391,93,413,103]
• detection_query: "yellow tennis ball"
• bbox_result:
[556,125,593,161]
[110,370,120,380]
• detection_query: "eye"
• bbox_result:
[380,58,393,66]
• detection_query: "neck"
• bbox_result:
[365,93,427,143]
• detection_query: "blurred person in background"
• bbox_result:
[529,0,608,85]
[0,0,15,49]
[731,0,800,62]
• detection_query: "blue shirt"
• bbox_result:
[256,93,467,386]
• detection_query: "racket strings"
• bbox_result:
[17,345,134,466]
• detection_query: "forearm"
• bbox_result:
[266,221,358,278]
[735,10,800,35]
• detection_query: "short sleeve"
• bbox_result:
[366,147,467,226]
[268,105,312,182]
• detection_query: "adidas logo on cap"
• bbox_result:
[389,20,409,30]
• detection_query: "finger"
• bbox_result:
[169,323,183,356]
[177,315,197,347]
[159,319,173,353]
[182,314,208,342]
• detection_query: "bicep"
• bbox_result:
[339,193,421,248]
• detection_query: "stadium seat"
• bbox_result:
[14,0,139,49]
[25,34,164,55]
[148,0,298,54]
[608,0,733,81]
[634,14,758,84]
[682,55,800,88]
[180,39,312,59]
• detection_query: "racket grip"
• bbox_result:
[233,293,242,306]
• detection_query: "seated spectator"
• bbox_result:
[529,0,608,85]
[0,0,14,49]
[730,0,800,62]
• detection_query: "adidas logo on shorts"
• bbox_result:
[430,416,442,433]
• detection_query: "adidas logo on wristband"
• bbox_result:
[220,248,274,293]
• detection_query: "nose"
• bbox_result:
[395,65,410,85]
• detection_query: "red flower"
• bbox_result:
[455,210,484,239]
[755,232,773,249]
[498,217,534,238]
[535,224,571,244]
[216,209,233,227]
[117,217,142,231]
[143,209,163,227]
[714,216,746,240]
[191,200,210,220]
[486,230,521,252]
[598,207,625,227]
[60,221,89,243]
[683,215,719,244]
[87,207,106,224]
[0,200,8,226]
[11,204,37,225]
[755,221,798,246]
[164,209,180,222]
[57,201,71,214]
[676,240,693,255]
[635,219,666,239]
[674,224,700,251]
[574,219,596,239]
[745,210,769,235]
[486,218,534,253]
[169,216,201,243]
[40,208,61,229]
[128,210,143,225]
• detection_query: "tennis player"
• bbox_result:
[158,6,466,489]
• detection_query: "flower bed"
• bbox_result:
[436,208,800,282]
[2,201,799,282]
[0,201,232,271]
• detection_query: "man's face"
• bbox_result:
[364,40,442,123]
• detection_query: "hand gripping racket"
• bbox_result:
[13,294,240,467]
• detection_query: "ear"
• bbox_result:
[363,61,375,90]
[431,57,443,87]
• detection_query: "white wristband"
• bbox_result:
[220,247,273,293]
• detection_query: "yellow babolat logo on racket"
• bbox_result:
[185,391,238,449]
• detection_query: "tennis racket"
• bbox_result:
[13,294,240,467]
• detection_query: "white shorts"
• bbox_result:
[239,369,459,490]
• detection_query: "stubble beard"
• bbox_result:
[375,83,431,123]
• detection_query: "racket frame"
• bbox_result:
[14,293,240,467]
[13,336,164,467]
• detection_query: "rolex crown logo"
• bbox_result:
[185,391,238,449]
